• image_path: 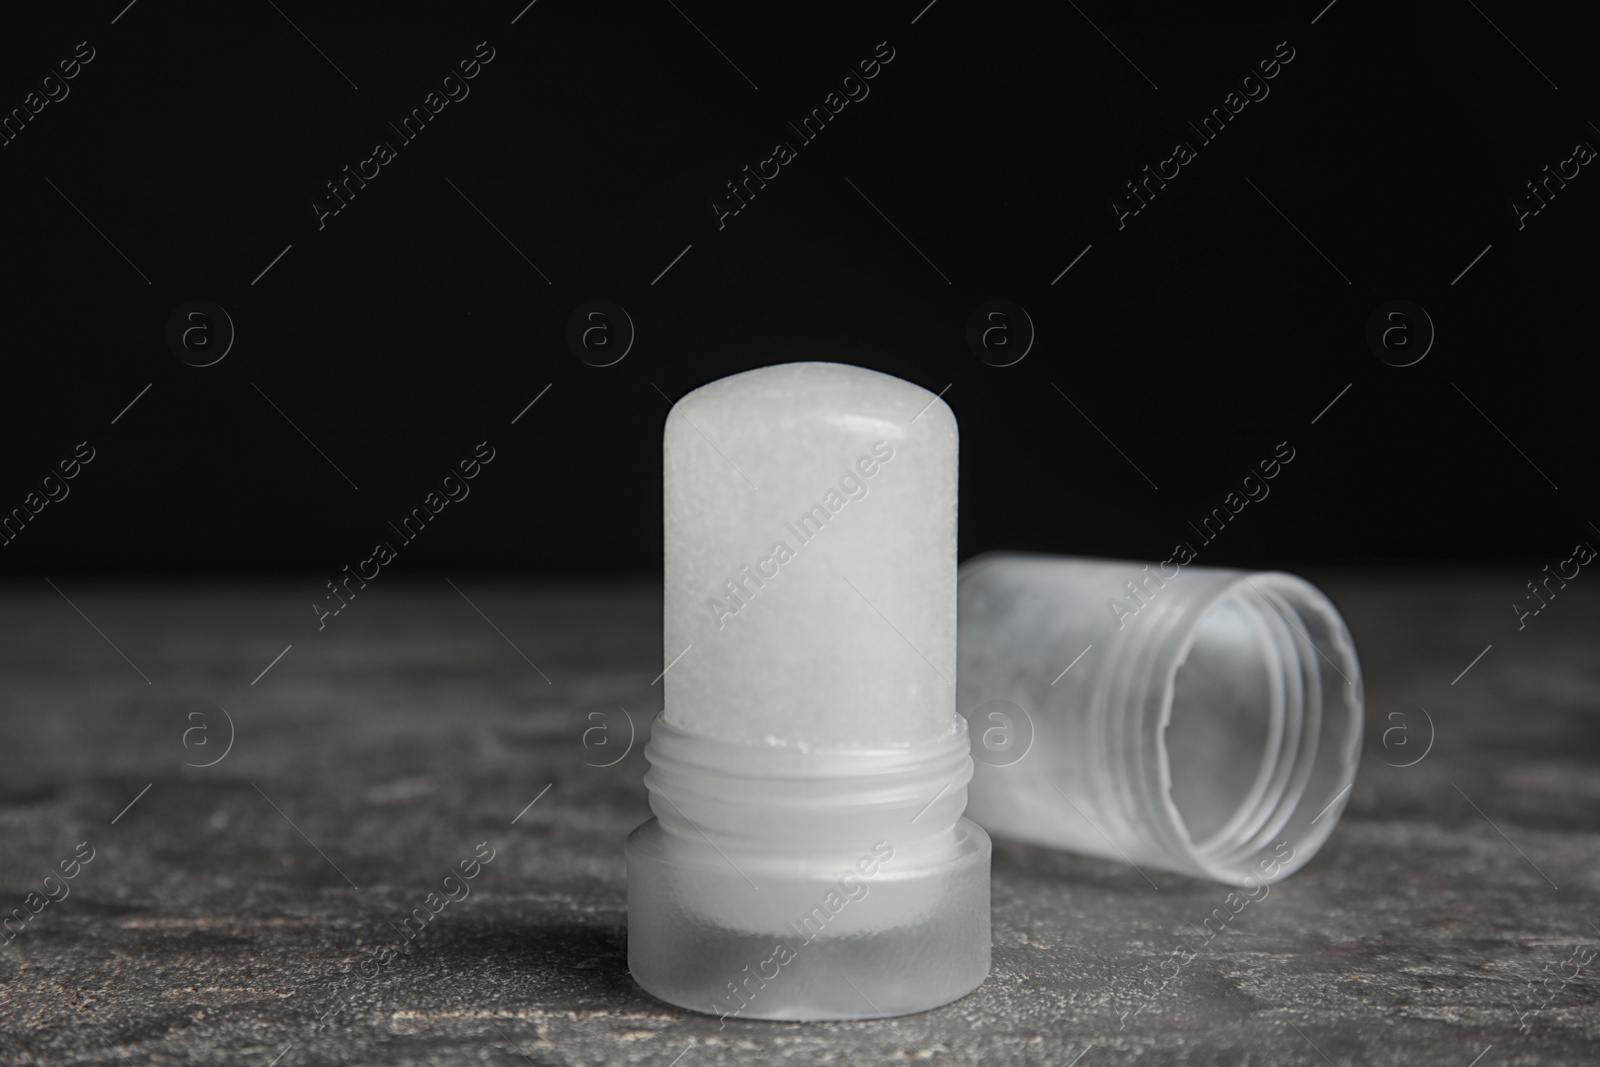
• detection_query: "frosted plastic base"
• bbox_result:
[627,817,990,1021]
[625,714,990,1021]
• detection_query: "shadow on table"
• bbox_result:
[397,910,654,1010]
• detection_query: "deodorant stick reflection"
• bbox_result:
[661,361,957,746]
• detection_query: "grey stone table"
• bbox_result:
[1,572,1596,1065]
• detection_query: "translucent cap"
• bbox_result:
[957,552,1363,887]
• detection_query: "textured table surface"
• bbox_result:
[1,572,1596,1066]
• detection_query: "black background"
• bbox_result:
[0,0,1592,580]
